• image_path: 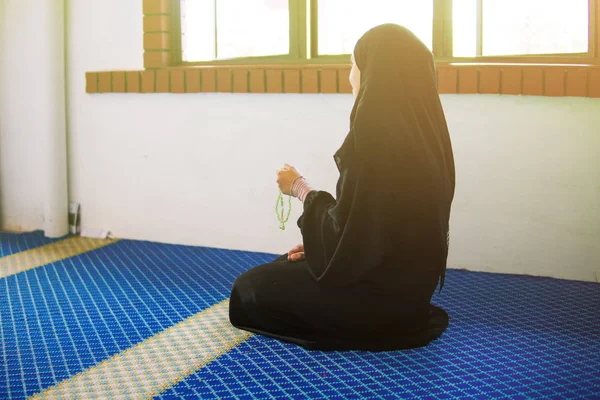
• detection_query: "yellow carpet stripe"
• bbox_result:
[0,236,119,279]
[30,299,253,400]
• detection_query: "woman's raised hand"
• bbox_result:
[276,164,302,196]
[288,243,305,262]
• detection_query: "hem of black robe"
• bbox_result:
[231,304,449,352]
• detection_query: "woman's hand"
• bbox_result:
[276,164,302,196]
[288,243,305,262]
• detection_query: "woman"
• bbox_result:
[229,24,455,351]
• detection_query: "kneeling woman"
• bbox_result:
[229,24,455,351]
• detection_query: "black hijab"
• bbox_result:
[299,24,455,291]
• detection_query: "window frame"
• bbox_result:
[175,0,351,66]
[87,0,600,97]
[173,0,599,66]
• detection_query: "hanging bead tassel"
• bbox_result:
[276,190,292,230]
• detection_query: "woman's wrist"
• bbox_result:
[291,177,313,202]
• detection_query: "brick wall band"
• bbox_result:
[86,65,600,97]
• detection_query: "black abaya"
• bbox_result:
[229,251,449,351]
[229,24,455,351]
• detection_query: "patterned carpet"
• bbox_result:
[1,231,599,399]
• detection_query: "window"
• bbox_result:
[181,0,290,62]
[453,0,590,57]
[317,0,433,55]
[177,0,597,64]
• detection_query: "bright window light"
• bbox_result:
[453,0,589,57]
[182,0,289,62]
[317,0,434,55]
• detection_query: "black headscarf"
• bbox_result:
[299,24,455,291]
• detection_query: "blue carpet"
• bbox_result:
[0,238,274,399]
[1,233,599,399]
[157,269,600,400]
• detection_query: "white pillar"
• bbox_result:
[0,0,68,237]
[40,0,68,237]
[0,0,5,230]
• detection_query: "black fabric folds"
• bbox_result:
[298,24,455,291]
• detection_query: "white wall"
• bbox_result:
[5,0,600,283]
[446,95,600,282]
